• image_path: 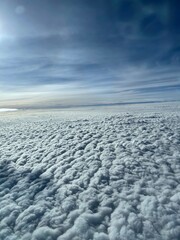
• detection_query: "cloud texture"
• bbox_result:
[0,103,180,239]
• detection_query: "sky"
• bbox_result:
[0,0,180,108]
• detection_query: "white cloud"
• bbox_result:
[0,103,180,239]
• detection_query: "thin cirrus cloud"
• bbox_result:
[0,0,180,108]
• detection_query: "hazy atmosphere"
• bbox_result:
[0,0,180,108]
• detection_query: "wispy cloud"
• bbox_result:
[0,0,180,108]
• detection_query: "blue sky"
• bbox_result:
[0,0,180,108]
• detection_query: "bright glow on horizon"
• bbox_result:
[0,108,18,112]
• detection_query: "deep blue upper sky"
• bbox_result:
[0,0,180,108]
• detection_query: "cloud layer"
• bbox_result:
[0,103,180,239]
